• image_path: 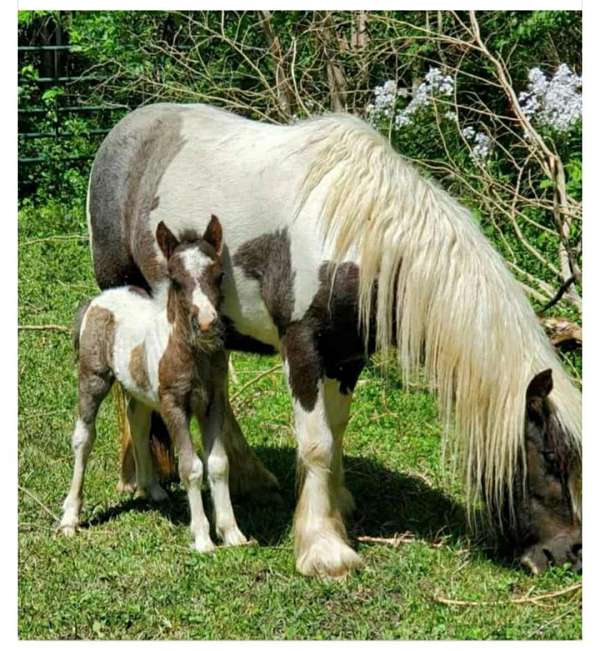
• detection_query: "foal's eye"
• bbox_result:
[216,271,225,284]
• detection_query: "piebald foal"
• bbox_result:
[60,216,248,552]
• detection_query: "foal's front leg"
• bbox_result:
[161,398,214,553]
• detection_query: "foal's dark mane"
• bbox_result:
[178,229,219,261]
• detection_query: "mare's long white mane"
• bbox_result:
[294,114,581,520]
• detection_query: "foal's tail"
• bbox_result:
[72,299,92,361]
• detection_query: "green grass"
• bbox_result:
[18,201,582,640]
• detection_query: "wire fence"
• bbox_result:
[18,36,129,195]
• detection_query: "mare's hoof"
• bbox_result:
[149,483,169,503]
[296,537,363,579]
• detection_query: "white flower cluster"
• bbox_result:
[394,67,454,128]
[462,127,493,163]
[366,67,454,128]
[366,80,408,121]
[518,64,582,133]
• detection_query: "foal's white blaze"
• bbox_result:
[181,248,218,329]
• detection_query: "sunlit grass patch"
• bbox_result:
[18,204,581,640]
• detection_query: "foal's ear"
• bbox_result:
[203,214,223,256]
[527,369,553,402]
[156,221,179,261]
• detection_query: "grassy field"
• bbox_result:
[18,201,582,640]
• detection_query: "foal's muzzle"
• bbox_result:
[191,314,223,351]
[191,306,218,333]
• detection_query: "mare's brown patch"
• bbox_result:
[233,229,295,333]
[282,262,373,411]
[129,343,151,392]
[233,229,375,411]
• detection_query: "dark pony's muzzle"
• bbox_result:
[520,532,582,575]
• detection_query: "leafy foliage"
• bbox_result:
[18,10,581,318]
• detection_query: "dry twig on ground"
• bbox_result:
[434,582,581,607]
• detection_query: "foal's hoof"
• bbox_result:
[220,527,250,548]
[193,538,216,555]
[134,483,169,503]
[58,523,77,538]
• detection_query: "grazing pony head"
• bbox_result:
[503,369,581,574]
[156,215,224,349]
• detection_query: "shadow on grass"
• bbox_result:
[231,446,473,546]
[80,491,191,529]
[80,444,511,564]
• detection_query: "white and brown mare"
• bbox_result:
[86,104,582,576]
[61,216,249,552]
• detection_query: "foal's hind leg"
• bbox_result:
[60,370,113,535]
[114,383,136,494]
[128,399,168,503]
[199,365,248,547]
[222,386,281,503]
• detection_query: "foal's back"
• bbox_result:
[79,286,168,406]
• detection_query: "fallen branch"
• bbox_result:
[538,275,576,314]
[230,363,283,403]
[358,533,444,549]
[20,234,89,247]
[18,485,61,523]
[18,324,70,333]
[434,582,581,607]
